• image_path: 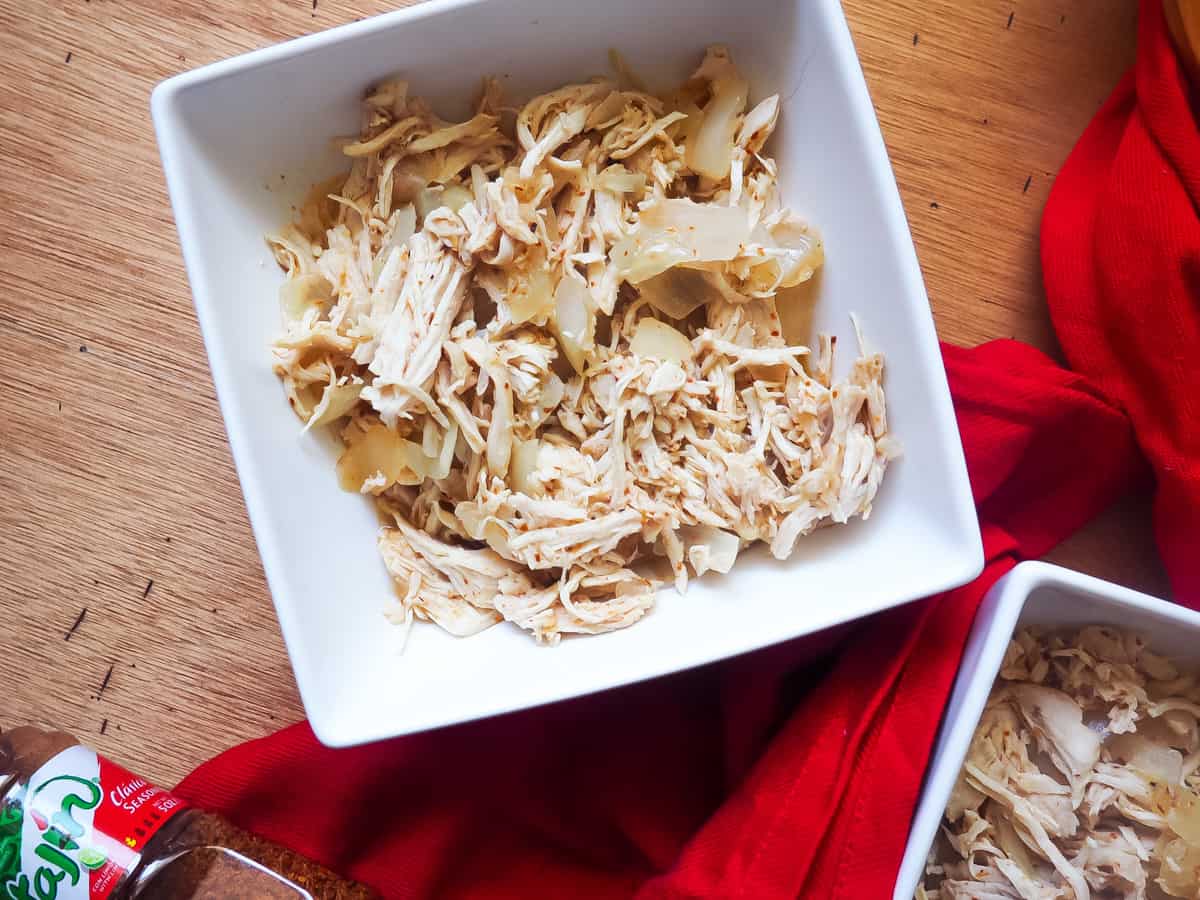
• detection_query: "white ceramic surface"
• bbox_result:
[894,561,1200,899]
[152,0,982,748]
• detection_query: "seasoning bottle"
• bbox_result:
[0,725,377,899]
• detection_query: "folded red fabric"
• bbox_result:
[1041,0,1200,603]
[176,2,1198,894]
[175,340,1143,898]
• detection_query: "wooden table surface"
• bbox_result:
[0,0,1168,787]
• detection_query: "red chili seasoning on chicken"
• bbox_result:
[0,725,376,899]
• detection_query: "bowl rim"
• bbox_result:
[152,0,499,114]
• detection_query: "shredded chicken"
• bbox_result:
[267,47,899,644]
[920,627,1200,899]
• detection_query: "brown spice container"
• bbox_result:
[0,725,377,899]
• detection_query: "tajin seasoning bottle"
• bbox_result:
[0,725,376,898]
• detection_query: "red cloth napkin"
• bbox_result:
[1042,0,1200,600]
[175,1,1198,895]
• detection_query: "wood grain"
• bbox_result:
[0,0,1166,786]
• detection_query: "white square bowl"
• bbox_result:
[894,561,1200,899]
[151,0,982,747]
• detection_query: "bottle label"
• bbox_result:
[1,745,187,900]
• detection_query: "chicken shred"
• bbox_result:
[268,47,898,645]
[921,626,1200,899]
